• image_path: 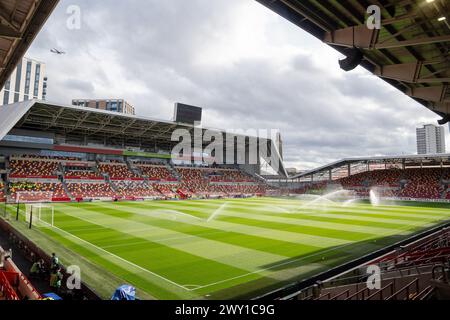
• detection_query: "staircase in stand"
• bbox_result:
[166,162,181,181]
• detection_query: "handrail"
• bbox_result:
[257,225,450,300]
[379,232,450,263]
[331,289,351,300]
[412,275,443,301]
[366,282,395,300]
[316,292,331,300]
[345,286,370,300]
[401,253,450,268]
[386,278,419,300]
[0,271,19,300]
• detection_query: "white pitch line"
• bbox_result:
[40,223,190,291]
[19,202,448,293]
[189,219,427,291]
[10,206,187,289]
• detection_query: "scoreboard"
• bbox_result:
[174,103,202,125]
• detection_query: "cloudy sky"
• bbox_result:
[26,0,446,170]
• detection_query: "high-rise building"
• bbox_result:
[0,57,47,105]
[416,124,446,155]
[72,99,135,115]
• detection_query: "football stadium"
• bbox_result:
[0,0,450,304]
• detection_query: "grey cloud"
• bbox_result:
[26,0,440,170]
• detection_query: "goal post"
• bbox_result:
[15,191,54,228]
[25,203,54,227]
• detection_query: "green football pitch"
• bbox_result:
[6,197,450,299]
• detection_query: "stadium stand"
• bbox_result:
[0,246,41,300]
[137,164,177,181]
[0,181,4,202]
[9,182,69,202]
[113,181,162,199]
[0,154,268,201]
[291,168,450,201]
[292,227,450,301]
[64,168,103,180]
[9,158,59,178]
[98,163,141,180]
[152,184,179,198]
[208,169,256,182]
[66,182,118,200]
[398,168,443,200]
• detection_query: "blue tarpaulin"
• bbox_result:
[42,293,63,300]
[111,285,136,300]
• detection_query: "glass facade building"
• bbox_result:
[0,57,47,105]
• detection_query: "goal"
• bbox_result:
[25,203,54,227]
[16,191,54,227]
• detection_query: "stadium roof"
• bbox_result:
[0,100,288,176]
[291,152,450,179]
[256,0,450,121]
[0,0,59,89]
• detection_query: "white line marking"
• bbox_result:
[15,202,448,293]
[15,208,192,292]
[189,219,426,291]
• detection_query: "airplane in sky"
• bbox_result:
[50,48,66,55]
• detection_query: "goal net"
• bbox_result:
[25,203,54,227]
[16,191,54,227]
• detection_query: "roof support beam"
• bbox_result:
[0,3,20,32]
[429,102,450,115]
[374,62,422,83]
[374,61,450,84]
[324,26,450,49]
[375,35,450,49]
[0,24,21,39]
[406,85,449,103]
[323,25,379,49]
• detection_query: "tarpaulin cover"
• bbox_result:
[111,285,136,300]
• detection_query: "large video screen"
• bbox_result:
[174,103,202,124]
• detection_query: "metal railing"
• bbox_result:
[386,278,420,300]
